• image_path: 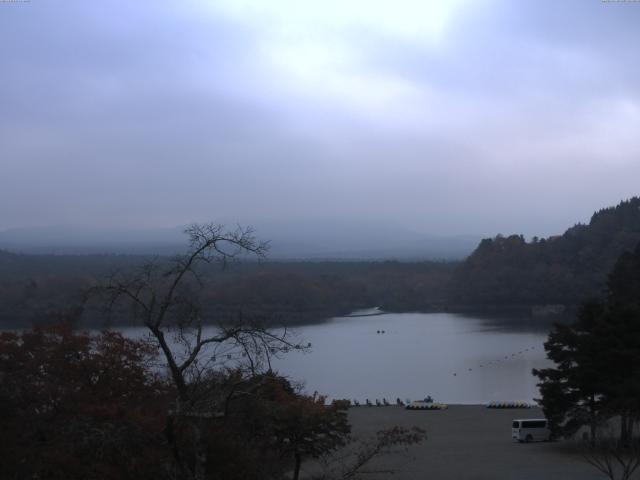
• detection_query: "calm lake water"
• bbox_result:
[272,312,551,404]
[120,312,552,404]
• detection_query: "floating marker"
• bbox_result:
[487,401,531,409]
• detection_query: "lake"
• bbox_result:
[121,312,553,404]
[271,312,552,404]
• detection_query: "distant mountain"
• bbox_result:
[450,197,640,307]
[0,222,480,260]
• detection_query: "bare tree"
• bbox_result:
[97,223,306,480]
[582,425,640,480]
[312,426,426,480]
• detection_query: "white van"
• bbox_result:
[512,419,550,442]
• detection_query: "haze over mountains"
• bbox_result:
[0,221,481,260]
[1,196,639,328]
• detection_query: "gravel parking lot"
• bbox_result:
[335,405,609,480]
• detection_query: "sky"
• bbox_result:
[1,0,639,239]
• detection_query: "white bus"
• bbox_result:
[512,419,550,442]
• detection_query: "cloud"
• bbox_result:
[0,0,639,237]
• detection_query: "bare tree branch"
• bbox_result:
[91,223,306,480]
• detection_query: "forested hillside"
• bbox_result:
[449,197,640,307]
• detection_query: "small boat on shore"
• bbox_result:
[406,400,448,410]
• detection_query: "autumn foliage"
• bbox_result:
[0,324,169,480]
[0,325,371,480]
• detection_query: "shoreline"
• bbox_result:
[0,303,573,330]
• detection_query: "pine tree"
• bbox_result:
[534,242,640,442]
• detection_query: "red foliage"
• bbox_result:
[203,373,351,480]
[0,323,170,480]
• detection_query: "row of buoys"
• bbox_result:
[406,401,448,410]
[487,401,532,409]
[452,345,538,377]
[376,330,386,334]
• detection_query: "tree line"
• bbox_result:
[0,251,454,328]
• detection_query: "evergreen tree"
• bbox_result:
[534,243,640,442]
[534,301,606,441]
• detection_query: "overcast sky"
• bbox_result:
[1,0,639,238]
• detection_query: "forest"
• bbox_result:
[1,197,639,328]
[450,197,640,308]
[0,253,454,328]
